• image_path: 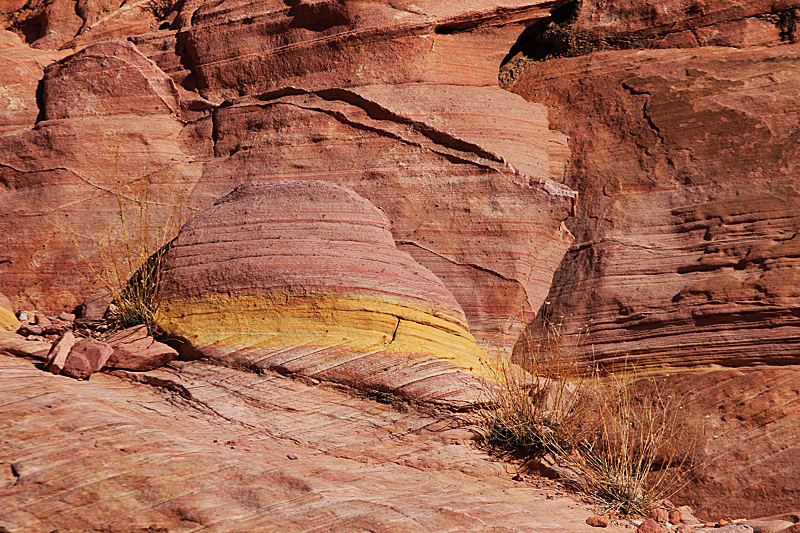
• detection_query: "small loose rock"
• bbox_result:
[638,519,667,533]
[587,515,610,527]
[649,506,669,524]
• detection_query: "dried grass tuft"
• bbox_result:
[482,317,697,516]
[55,154,188,335]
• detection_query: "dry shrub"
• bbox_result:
[482,317,696,516]
[565,371,695,515]
[58,163,187,335]
[482,319,593,457]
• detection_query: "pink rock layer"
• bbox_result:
[657,367,800,518]
[158,180,493,407]
[0,354,624,533]
[509,18,800,518]
[0,7,576,359]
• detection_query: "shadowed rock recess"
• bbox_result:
[1,0,799,524]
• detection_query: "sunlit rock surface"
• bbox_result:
[158,180,492,407]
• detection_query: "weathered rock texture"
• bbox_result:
[658,367,800,519]
[507,0,800,518]
[1,0,160,49]
[159,180,492,407]
[512,44,800,373]
[0,30,68,133]
[0,1,577,360]
[199,84,575,358]
[105,324,178,371]
[0,39,206,311]
[0,292,19,332]
[0,353,624,533]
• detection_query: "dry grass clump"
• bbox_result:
[573,373,692,515]
[483,319,593,457]
[482,317,695,516]
[60,168,187,335]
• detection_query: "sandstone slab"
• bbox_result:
[0,330,50,359]
[512,44,800,373]
[168,0,570,100]
[0,353,628,533]
[640,367,800,519]
[43,329,75,374]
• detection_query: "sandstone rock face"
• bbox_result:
[159,180,492,406]
[0,32,67,133]
[40,40,179,120]
[201,84,575,358]
[140,0,578,359]
[2,0,160,49]
[168,0,569,100]
[509,5,800,517]
[500,0,799,71]
[0,292,19,332]
[0,39,205,312]
[658,367,800,519]
[512,44,800,373]
[0,2,577,361]
[0,354,624,533]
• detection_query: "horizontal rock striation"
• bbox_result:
[0,354,617,533]
[1,1,577,360]
[0,39,207,312]
[509,1,800,517]
[200,83,575,358]
[158,180,493,406]
[657,366,800,518]
[500,0,800,75]
[157,0,572,100]
[512,44,800,373]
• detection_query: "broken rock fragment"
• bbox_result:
[105,325,178,371]
[44,330,76,375]
[61,338,113,379]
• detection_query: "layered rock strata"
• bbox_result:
[512,44,800,372]
[0,39,206,311]
[0,354,619,533]
[507,0,800,518]
[657,366,800,518]
[136,0,579,359]
[201,84,575,358]
[0,1,577,360]
[158,180,492,406]
[0,293,19,332]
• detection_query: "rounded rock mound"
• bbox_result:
[157,180,492,406]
